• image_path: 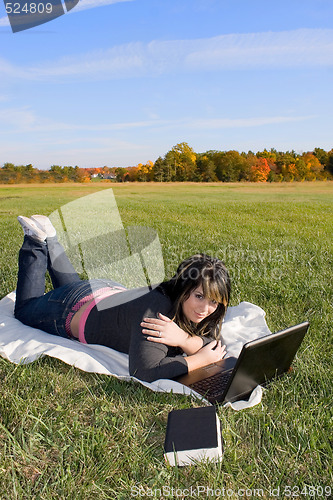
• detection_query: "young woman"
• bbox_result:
[15,215,231,383]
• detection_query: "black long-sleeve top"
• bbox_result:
[84,286,211,383]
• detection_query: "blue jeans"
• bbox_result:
[14,236,121,339]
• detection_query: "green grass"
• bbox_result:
[0,182,332,499]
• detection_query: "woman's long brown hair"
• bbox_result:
[160,254,231,340]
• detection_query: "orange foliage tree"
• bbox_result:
[249,158,271,182]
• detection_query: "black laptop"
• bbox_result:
[176,322,309,405]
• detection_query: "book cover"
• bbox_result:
[163,406,223,466]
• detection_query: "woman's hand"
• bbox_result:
[198,340,226,364]
[141,313,189,349]
[185,340,226,372]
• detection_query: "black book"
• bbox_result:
[163,406,223,466]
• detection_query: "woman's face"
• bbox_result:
[181,285,218,323]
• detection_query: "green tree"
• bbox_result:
[313,147,328,167]
[153,156,168,182]
[302,153,324,180]
[210,150,248,181]
[115,167,126,182]
[274,150,298,178]
[195,154,217,182]
[326,150,333,176]
[294,158,307,181]
[164,142,197,181]
[50,165,65,182]
[2,162,16,171]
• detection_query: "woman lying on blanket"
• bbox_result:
[15,215,231,383]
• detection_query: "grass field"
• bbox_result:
[0,182,332,499]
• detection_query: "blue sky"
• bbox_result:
[0,0,333,169]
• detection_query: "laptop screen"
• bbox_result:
[223,322,309,403]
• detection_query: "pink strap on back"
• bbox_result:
[78,287,125,344]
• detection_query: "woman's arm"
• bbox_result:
[140,312,227,374]
[129,331,190,382]
[184,340,226,373]
[129,291,226,382]
[128,294,191,382]
[141,313,204,355]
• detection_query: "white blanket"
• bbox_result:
[0,293,271,410]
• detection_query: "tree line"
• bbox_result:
[1,143,333,184]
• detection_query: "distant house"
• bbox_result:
[102,173,116,180]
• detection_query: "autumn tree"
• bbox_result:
[74,167,90,183]
[302,153,324,180]
[136,160,154,181]
[256,149,277,163]
[249,157,271,182]
[0,163,17,183]
[125,166,139,182]
[280,161,298,181]
[163,142,197,181]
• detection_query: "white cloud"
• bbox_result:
[186,29,333,69]
[0,106,169,133]
[0,106,38,129]
[0,104,313,135]
[184,115,314,129]
[1,28,332,81]
[0,106,319,169]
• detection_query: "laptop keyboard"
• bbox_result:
[189,371,232,398]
